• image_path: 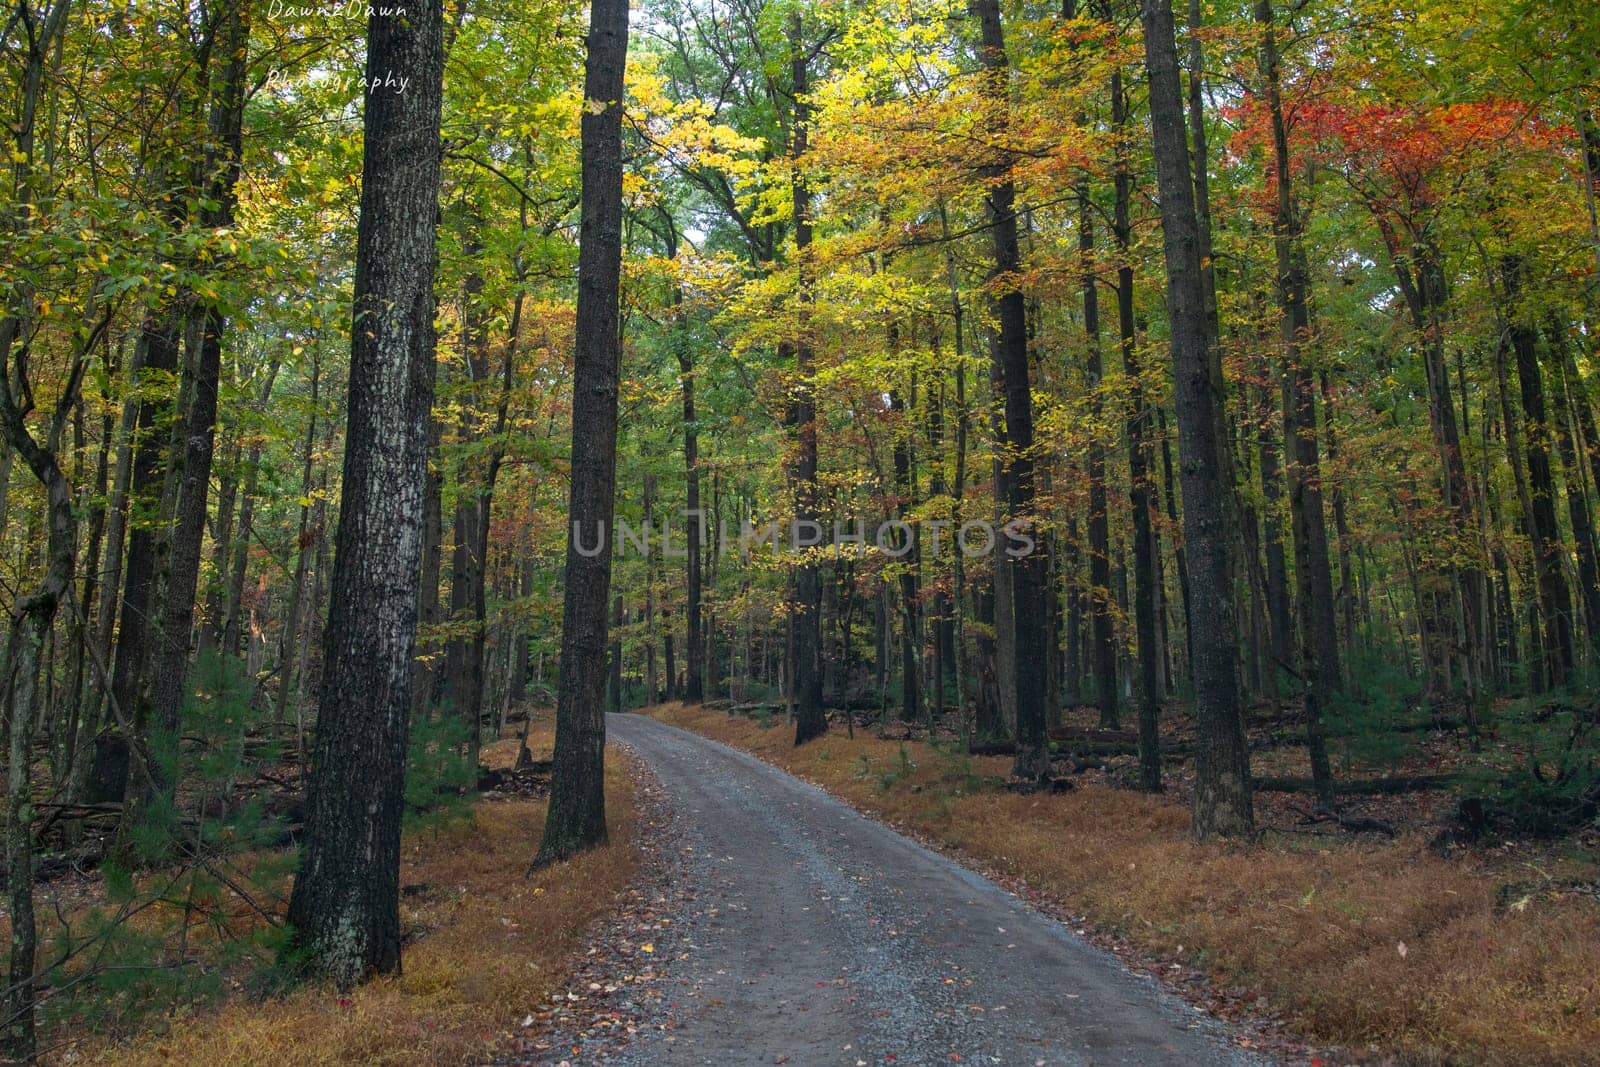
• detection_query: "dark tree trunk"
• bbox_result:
[664,219,704,704]
[1503,255,1574,685]
[1257,0,1336,808]
[644,478,658,703]
[87,337,136,755]
[788,10,827,746]
[972,0,1049,780]
[1062,518,1083,702]
[1082,201,1117,731]
[1320,370,1359,654]
[890,384,922,723]
[0,7,91,1043]
[109,311,182,785]
[1109,65,1161,790]
[991,453,1018,734]
[144,1,249,794]
[447,493,485,737]
[1381,228,1487,692]
[1140,0,1253,836]
[875,576,890,702]
[1551,332,1600,656]
[665,617,679,701]
[683,379,704,705]
[1257,377,1293,685]
[62,400,113,795]
[535,0,630,864]
[511,559,532,704]
[197,443,238,661]
[277,347,320,741]
[285,0,446,987]
[0,407,76,1064]
[1156,404,1192,669]
[413,419,443,717]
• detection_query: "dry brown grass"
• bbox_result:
[645,702,1600,1066]
[65,726,640,1067]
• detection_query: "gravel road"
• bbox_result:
[606,713,1269,1067]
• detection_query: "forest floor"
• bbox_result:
[630,701,1600,1066]
[33,723,649,1066]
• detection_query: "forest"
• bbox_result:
[2,0,1599,1062]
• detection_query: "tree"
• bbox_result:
[788,9,829,747]
[1,0,97,1051]
[1254,0,1337,808]
[971,0,1050,781]
[285,0,447,986]
[142,0,252,816]
[534,0,631,865]
[1139,0,1252,837]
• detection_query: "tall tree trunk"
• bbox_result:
[1320,370,1359,655]
[1257,0,1336,807]
[788,9,827,746]
[661,218,704,704]
[87,336,136,753]
[1493,332,1545,687]
[1082,206,1117,732]
[890,383,922,723]
[1140,0,1253,836]
[1156,404,1191,670]
[1548,339,1600,656]
[972,0,1049,780]
[1554,333,1600,656]
[1106,59,1161,789]
[644,476,658,703]
[413,419,443,717]
[1382,227,1485,693]
[277,346,320,741]
[445,258,490,761]
[142,0,249,802]
[0,4,89,1041]
[108,314,182,791]
[1503,254,1575,685]
[0,420,75,1064]
[285,0,446,987]
[196,442,238,661]
[534,0,630,863]
[1257,374,1292,685]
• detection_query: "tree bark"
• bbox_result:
[1503,255,1574,686]
[890,384,922,723]
[285,0,446,987]
[972,0,1049,780]
[1082,195,1118,732]
[1256,0,1336,807]
[0,6,90,1042]
[413,418,443,717]
[664,219,705,704]
[534,0,630,863]
[1140,0,1253,836]
[788,9,827,746]
[1108,63,1161,790]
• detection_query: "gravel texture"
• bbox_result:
[602,713,1270,1067]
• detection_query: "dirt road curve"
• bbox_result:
[606,713,1268,1067]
